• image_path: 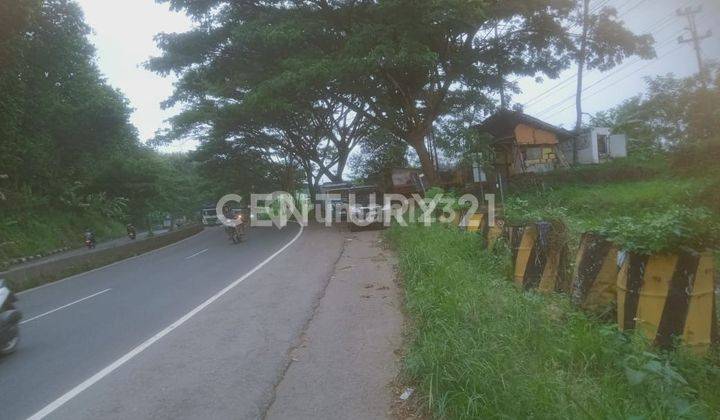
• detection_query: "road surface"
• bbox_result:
[0,223,358,419]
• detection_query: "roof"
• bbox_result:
[319,181,353,192]
[350,185,379,192]
[476,110,574,141]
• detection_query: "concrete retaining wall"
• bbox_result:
[0,225,203,292]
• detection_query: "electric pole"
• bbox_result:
[495,23,507,110]
[574,0,591,164]
[677,6,712,79]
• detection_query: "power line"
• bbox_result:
[531,30,682,117]
[522,3,689,110]
[522,74,577,107]
[616,0,648,18]
[676,5,713,74]
[567,0,613,32]
[590,0,612,14]
[636,0,693,34]
[539,44,684,120]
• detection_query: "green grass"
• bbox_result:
[387,223,720,419]
[0,208,126,267]
[506,178,707,239]
[503,158,720,254]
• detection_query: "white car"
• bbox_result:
[348,202,389,231]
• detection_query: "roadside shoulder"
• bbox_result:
[266,228,404,420]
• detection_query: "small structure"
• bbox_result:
[390,168,428,195]
[476,110,573,178]
[318,181,352,198]
[560,127,627,164]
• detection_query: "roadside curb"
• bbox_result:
[1,225,204,293]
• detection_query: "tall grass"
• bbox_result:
[388,223,720,419]
[0,209,126,265]
[504,171,720,252]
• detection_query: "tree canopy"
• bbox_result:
[0,0,209,227]
[151,0,655,185]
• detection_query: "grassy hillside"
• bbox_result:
[0,209,126,269]
[387,156,720,418]
[503,158,720,255]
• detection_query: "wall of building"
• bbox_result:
[608,134,627,158]
[576,130,598,164]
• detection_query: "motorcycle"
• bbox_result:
[84,233,96,249]
[0,279,22,355]
[127,225,137,240]
[225,213,246,244]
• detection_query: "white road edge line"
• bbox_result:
[17,228,205,296]
[27,223,304,420]
[20,289,112,325]
[184,248,209,260]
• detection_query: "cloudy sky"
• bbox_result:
[76,0,719,151]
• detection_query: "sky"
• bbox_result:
[515,0,720,128]
[76,0,720,152]
[76,0,194,152]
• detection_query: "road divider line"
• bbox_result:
[185,248,209,260]
[27,223,304,420]
[20,289,112,325]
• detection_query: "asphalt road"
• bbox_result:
[0,223,348,419]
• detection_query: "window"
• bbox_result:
[524,147,542,161]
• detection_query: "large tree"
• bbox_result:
[0,0,139,191]
[152,0,656,184]
[0,0,206,227]
[256,0,578,184]
[148,3,369,195]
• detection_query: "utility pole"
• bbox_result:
[677,6,712,79]
[495,23,507,109]
[574,0,591,164]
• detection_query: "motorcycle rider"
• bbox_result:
[84,228,96,248]
[126,223,136,239]
[0,278,21,355]
[222,204,245,243]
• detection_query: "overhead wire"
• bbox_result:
[532,30,683,118]
[521,0,691,110]
[538,43,685,120]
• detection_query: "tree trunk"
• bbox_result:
[302,162,317,203]
[408,130,437,185]
[574,0,590,164]
[335,148,348,182]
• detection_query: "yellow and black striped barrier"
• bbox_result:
[570,233,619,313]
[464,212,485,233]
[617,249,717,354]
[486,218,505,250]
[511,222,569,293]
[504,224,526,265]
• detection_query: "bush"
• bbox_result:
[504,173,719,255]
[510,157,667,192]
[596,206,720,254]
[671,137,720,176]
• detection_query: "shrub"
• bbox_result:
[596,206,720,254]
